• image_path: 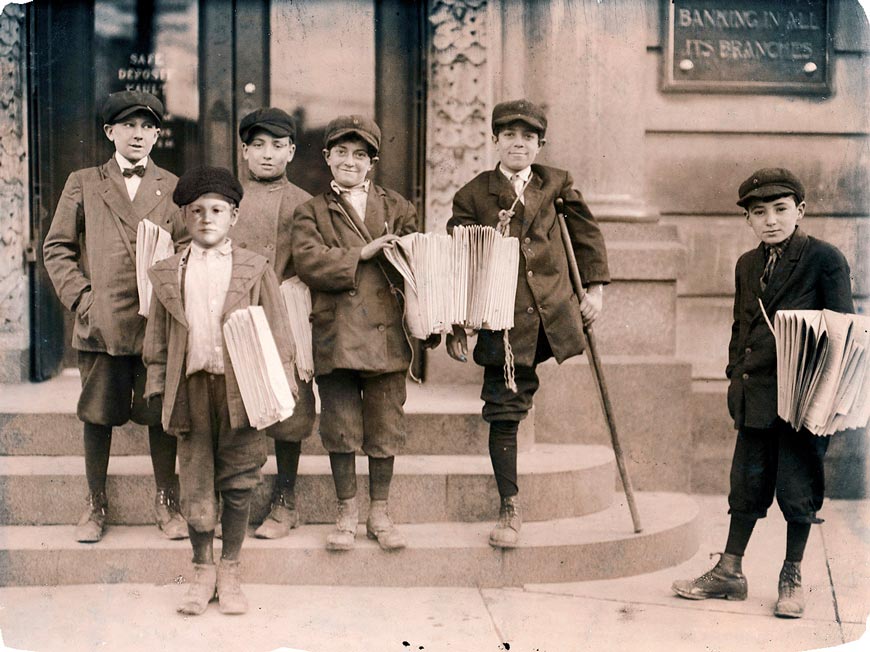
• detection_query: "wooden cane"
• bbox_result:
[555,198,643,533]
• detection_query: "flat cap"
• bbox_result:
[492,99,547,135]
[101,90,164,126]
[173,166,244,207]
[737,168,805,208]
[239,107,297,143]
[324,115,381,155]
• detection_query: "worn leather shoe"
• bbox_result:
[672,552,748,600]
[774,561,804,618]
[326,497,358,551]
[177,563,216,616]
[155,488,188,540]
[366,499,406,551]
[489,495,521,548]
[216,559,248,615]
[75,491,108,543]
[254,486,299,539]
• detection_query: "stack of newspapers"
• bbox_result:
[280,277,315,382]
[775,309,870,435]
[383,225,520,339]
[136,218,175,317]
[222,306,296,430]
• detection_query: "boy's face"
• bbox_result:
[183,193,238,249]
[323,138,377,188]
[744,195,805,245]
[242,129,295,179]
[103,113,160,163]
[493,122,543,173]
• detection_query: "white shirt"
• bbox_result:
[499,164,532,204]
[331,179,370,220]
[115,151,148,201]
[184,240,233,376]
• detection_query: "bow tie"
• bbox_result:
[122,165,146,178]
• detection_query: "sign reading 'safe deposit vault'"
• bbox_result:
[664,0,830,93]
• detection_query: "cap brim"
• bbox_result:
[325,127,379,154]
[493,114,545,131]
[110,105,162,126]
[737,184,800,207]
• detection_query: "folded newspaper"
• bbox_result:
[222,306,296,430]
[136,219,175,317]
[773,309,870,435]
[280,277,315,382]
[383,225,520,339]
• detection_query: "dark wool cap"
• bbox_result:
[239,107,297,143]
[324,115,381,155]
[173,166,244,207]
[737,168,806,208]
[102,90,164,126]
[492,99,547,136]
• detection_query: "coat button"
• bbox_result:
[239,242,247,248]
[745,347,751,354]
[523,237,531,244]
[527,306,535,314]
[266,244,273,250]
[349,290,357,296]
[378,324,385,332]
[527,270,534,277]
[742,373,749,380]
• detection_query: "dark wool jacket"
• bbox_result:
[726,228,854,430]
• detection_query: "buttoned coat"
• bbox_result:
[291,184,417,376]
[447,164,610,367]
[726,228,854,430]
[142,246,296,436]
[43,158,185,355]
[233,174,312,279]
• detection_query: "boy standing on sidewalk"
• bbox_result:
[234,107,315,538]
[672,168,854,618]
[43,90,187,542]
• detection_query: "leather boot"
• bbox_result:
[774,561,804,618]
[489,495,521,548]
[75,490,108,543]
[254,485,299,539]
[672,552,748,600]
[366,500,406,551]
[155,488,188,540]
[216,559,248,615]
[325,497,358,551]
[177,563,216,616]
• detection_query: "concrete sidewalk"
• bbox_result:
[0,495,866,652]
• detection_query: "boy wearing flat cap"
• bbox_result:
[672,168,854,619]
[446,99,610,548]
[234,107,315,539]
[292,115,420,552]
[43,90,188,543]
[143,166,297,615]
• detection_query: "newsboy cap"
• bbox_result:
[239,107,297,143]
[737,168,805,208]
[492,99,547,135]
[173,166,244,207]
[323,115,381,155]
[101,90,164,126]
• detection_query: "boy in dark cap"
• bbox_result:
[672,168,854,619]
[446,98,610,548]
[234,107,314,539]
[292,115,421,552]
[143,165,297,615]
[43,90,188,543]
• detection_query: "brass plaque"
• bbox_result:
[663,0,831,93]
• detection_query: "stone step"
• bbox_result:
[0,444,614,525]
[0,378,534,456]
[0,492,699,587]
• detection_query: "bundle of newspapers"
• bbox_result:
[383,225,520,339]
[222,306,296,430]
[280,277,315,382]
[774,309,870,435]
[136,218,175,317]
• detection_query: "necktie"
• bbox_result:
[760,244,784,291]
[511,174,525,204]
[122,165,146,178]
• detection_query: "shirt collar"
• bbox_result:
[764,227,798,256]
[330,179,370,195]
[190,238,233,258]
[499,164,532,183]
[115,151,149,171]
